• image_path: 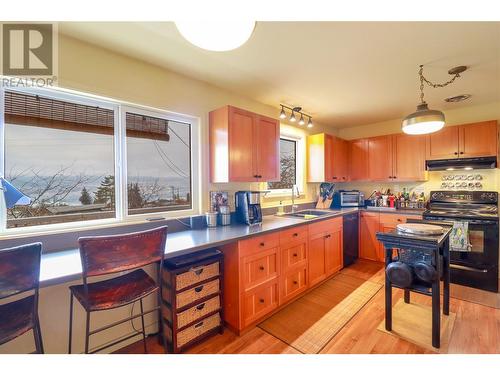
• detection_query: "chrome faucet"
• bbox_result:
[291,185,300,213]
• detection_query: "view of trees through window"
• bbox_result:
[268,138,297,190]
[126,113,192,214]
[3,91,193,228]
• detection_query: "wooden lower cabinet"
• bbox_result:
[359,211,422,262]
[222,217,344,333]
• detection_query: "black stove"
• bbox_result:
[423,191,499,292]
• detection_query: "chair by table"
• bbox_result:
[68,226,168,354]
[0,243,44,353]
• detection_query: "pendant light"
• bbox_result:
[290,110,296,122]
[279,105,287,119]
[175,20,255,52]
[402,65,466,135]
[298,113,305,125]
[307,116,313,128]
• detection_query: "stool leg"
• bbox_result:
[68,293,73,354]
[404,289,410,304]
[85,311,91,354]
[139,298,148,353]
[33,319,44,354]
[385,248,392,331]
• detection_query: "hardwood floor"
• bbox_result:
[116,260,500,354]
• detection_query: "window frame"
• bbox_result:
[0,83,201,236]
[266,133,304,197]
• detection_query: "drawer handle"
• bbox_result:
[194,321,204,329]
[259,266,265,271]
[192,267,204,276]
[259,298,265,303]
[260,242,265,247]
[194,285,204,293]
[293,280,298,285]
[293,253,298,257]
[397,219,402,222]
[325,234,331,239]
[196,303,206,310]
[293,233,298,237]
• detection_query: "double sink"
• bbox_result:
[276,209,340,220]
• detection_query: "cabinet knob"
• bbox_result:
[293,253,298,257]
[293,280,298,285]
[460,152,464,155]
[259,298,265,303]
[260,242,265,247]
[259,265,265,271]
[454,152,458,155]
[325,234,331,239]
[293,233,298,237]
[332,176,337,179]
[393,176,397,179]
[388,176,392,179]
[397,218,402,222]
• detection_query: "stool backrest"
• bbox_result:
[0,243,42,300]
[78,226,168,278]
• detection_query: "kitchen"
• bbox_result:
[0,6,499,372]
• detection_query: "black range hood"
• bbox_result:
[426,156,497,171]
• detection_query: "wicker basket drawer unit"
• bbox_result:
[161,248,224,353]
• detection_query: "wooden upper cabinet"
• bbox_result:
[349,139,369,181]
[459,121,498,158]
[209,105,280,183]
[307,133,349,183]
[427,121,498,160]
[367,136,393,181]
[393,134,427,181]
[426,126,460,160]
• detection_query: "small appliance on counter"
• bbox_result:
[332,190,364,208]
[235,191,263,226]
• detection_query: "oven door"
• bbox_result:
[424,216,499,292]
[340,193,361,207]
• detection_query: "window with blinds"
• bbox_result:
[3,90,116,228]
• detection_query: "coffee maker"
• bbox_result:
[235,191,263,226]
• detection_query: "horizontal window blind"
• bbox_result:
[126,112,170,141]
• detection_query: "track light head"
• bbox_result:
[279,106,286,119]
[307,117,313,128]
[298,114,305,126]
[290,111,296,122]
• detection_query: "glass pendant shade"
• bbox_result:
[402,102,445,135]
[279,107,286,119]
[290,112,296,122]
[298,114,305,125]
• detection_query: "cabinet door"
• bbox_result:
[242,280,279,327]
[229,107,257,181]
[368,136,393,181]
[308,232,327,287]
[426,126,459,160]
[393,134,427,181]
[332,137,349,182]
[359,211,380,261]
[325,228,343,276]
[324,134,335,182]
[241,248,279,292]
[459,121,498,158]
[281,242,307,273]
[349,139,369,181]
[255,115,280,181]
[280,267,308,304]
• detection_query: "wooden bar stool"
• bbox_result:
[0,243,44,354]
[68,226,168,354]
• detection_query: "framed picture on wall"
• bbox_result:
[210,191,229,212]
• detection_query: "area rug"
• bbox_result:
[259,273,382,354]
[377,298,457,353]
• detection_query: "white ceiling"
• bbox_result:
[60,22,500,128]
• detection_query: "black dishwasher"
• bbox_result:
[343,212,359,267]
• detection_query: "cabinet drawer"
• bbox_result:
[174,262,220,291]
[175,279,220,309]
[242,281,278,327]
[279,225,308,245]
[177,295,221,329]
[280,267,307,303]
[281,242,307,272]
[379,213,421,225]
[241,248,279,291]
[176,313,221,349]
[239,232,280,257]
[308,216,343,236]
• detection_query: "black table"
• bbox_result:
[376,223,451,348]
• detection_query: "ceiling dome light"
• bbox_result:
[298,114,305,125]
[402,102,445,135]
[290,111,296,122]
[175,20,256,51]
[279,106,286,119]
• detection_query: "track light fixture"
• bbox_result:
[279,104,313,128]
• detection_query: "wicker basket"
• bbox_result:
[177,313,221,348]
[176,279,220,309]
[175,262,220,290]
[176,295,221,329]
[397,248,433,265]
